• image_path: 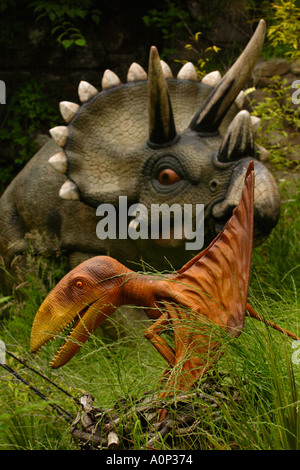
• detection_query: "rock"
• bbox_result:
[254,58,291,77]
[253,58,291,87]
[266,131,286,146]
[291,61,300,76]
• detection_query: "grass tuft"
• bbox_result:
[0,180,299,450]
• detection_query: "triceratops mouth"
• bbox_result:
[212,203,279,242]
[211,157,281,242]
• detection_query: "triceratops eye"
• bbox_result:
[75,280,83,288]
[157,169,181,185]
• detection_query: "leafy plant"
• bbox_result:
[143,1,221,76]
[0,78,59,192]
[143,0,192,57]
[178,31,221,78]
[29,0,101,49]
[250,177,300,297]
[247,0,300,171]
[251,76,300,170]
[266,0,300,61]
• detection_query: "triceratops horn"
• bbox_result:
[189,19,266,135]
[147,46,178,147]
[218,110,255,162]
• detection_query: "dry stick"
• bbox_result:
[0,362,74,423]
[71,429,101,448]
[2,324,79,398]
[5,349,80,405]
[246,303,300,341]
[107,431,120,450]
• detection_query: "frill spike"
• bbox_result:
[59,180,80,200]
[78,81,98,103]
[251,116,261,132]
[256,144,270,161]
[48,152,68,174]
[201,71,221,87]
[160,60,173,78]
[49,126,68,147]
[218,110,255,162]
[127,63,147,82]
[235,90,245,110]
[189,19,266,134]
[177,62,198,81]
[59,101,80,123]
[102,70,121,89]
[147,46,178,147]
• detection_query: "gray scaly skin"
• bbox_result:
[0,20,280,273]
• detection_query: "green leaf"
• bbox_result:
[61,39,74,49]
[91,14,100,24]
[74,38,86,47]
[49,12,56,22]
[0,296,12,304]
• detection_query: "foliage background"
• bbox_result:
[2,0,299,192]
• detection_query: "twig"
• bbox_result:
[107,431,120,450]
[5,349,80,405]
[0,362,74,423]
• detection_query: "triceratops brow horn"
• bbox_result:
[189,19,266,135]
[218,110,255,162]
[147,46,178,148]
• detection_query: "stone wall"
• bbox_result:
[253,57,300,88]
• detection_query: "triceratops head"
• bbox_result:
[48,19,280,269]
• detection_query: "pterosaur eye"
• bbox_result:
[75,280,83,288]
[157,169,181,185]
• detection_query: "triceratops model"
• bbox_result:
[0,19,280,272]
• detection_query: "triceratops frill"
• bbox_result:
[0,19,280,272]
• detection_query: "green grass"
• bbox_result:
[0,179,299,450]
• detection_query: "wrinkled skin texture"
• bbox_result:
[30,163,297,420]
[0,20,280,273]
[0,139,139,268]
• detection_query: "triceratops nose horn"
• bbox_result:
[189,19,266,135]
[147,46,178,148]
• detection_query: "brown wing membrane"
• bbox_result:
[143,162,255,406]
[170,161,254,336]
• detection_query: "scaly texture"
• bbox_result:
[0,20,280,274]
